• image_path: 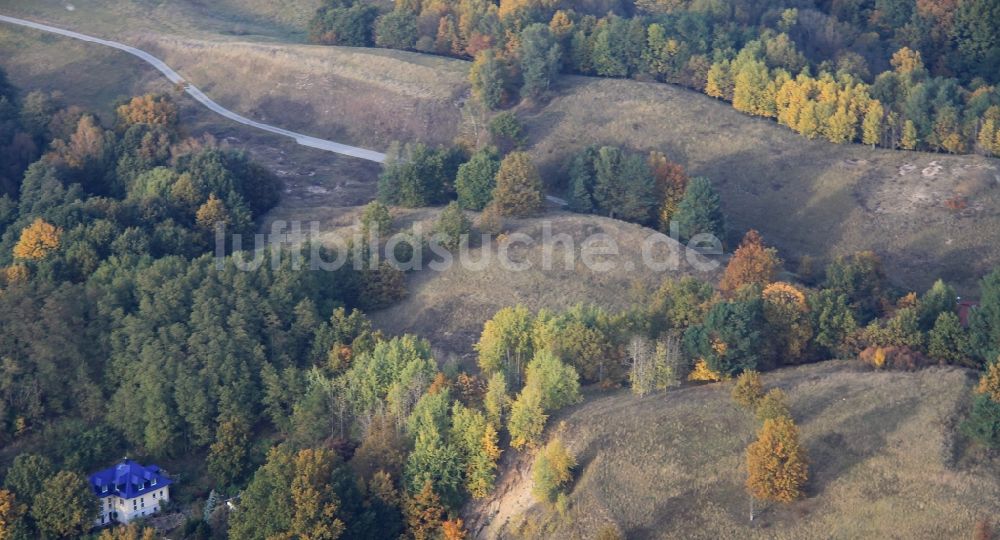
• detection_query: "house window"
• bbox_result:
[102,484,108,493]
[152,477,157,486]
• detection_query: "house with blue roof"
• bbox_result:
[88,459,172,526]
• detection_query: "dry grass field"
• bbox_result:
[525,76,1000,295]
[468,361,1000,539]
[364,208,722,358]
[3,0,1000,295]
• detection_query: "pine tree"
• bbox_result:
[455,148,500,210]
[519,24,561,100]
[566,146,597,213]
[928,312,970,366]
[673,177,724,242]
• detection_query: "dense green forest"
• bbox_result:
[0,63,999,539]
[310,0,1000,155]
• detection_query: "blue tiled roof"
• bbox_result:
[88,459,172,499]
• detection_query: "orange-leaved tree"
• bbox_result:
[116,93,179,128]
[720,229,782,294]
[13,218,62,260]
[746,416,808,503]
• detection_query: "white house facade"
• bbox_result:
[89,459,173,526]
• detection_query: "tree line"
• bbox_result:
[309,0,1000,156]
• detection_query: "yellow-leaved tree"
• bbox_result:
[289,448,346,540]
[762,282,812,361]
[746,416,808,503]
[13,218,62,260]
[977,360,1000,402]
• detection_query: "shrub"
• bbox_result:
[755,388,791,422]
[434,202,471,251]
[732,370,764,409]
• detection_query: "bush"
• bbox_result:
[732,370,764,409]
[477,203,504,236]
[434,201,472,251]
[488,112,524,153]
[755,388,791,422]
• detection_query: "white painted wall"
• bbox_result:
[94,485,170,526]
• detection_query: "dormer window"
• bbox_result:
[152,478,157,486]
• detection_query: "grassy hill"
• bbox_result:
[362,208,721,358]
[2,0,999,296]
[467,361,1000,539]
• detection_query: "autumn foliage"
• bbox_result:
[977,360,1000,402]
[731,370,764,409]
[720,230,782,294]
[116,94,179,128]
[746,417,809,503]
[13,218,62,260]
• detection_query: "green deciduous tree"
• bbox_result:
[207,417,251,488]
[31,471,96,539]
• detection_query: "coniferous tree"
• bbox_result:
[672,177,724,243]
[455,149,500,210]
[519,24,561,100]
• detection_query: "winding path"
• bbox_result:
[0,14,388,163]
[0,14,572,206]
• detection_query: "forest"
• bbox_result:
[309,0,1000,155]
[0,60,998,537]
